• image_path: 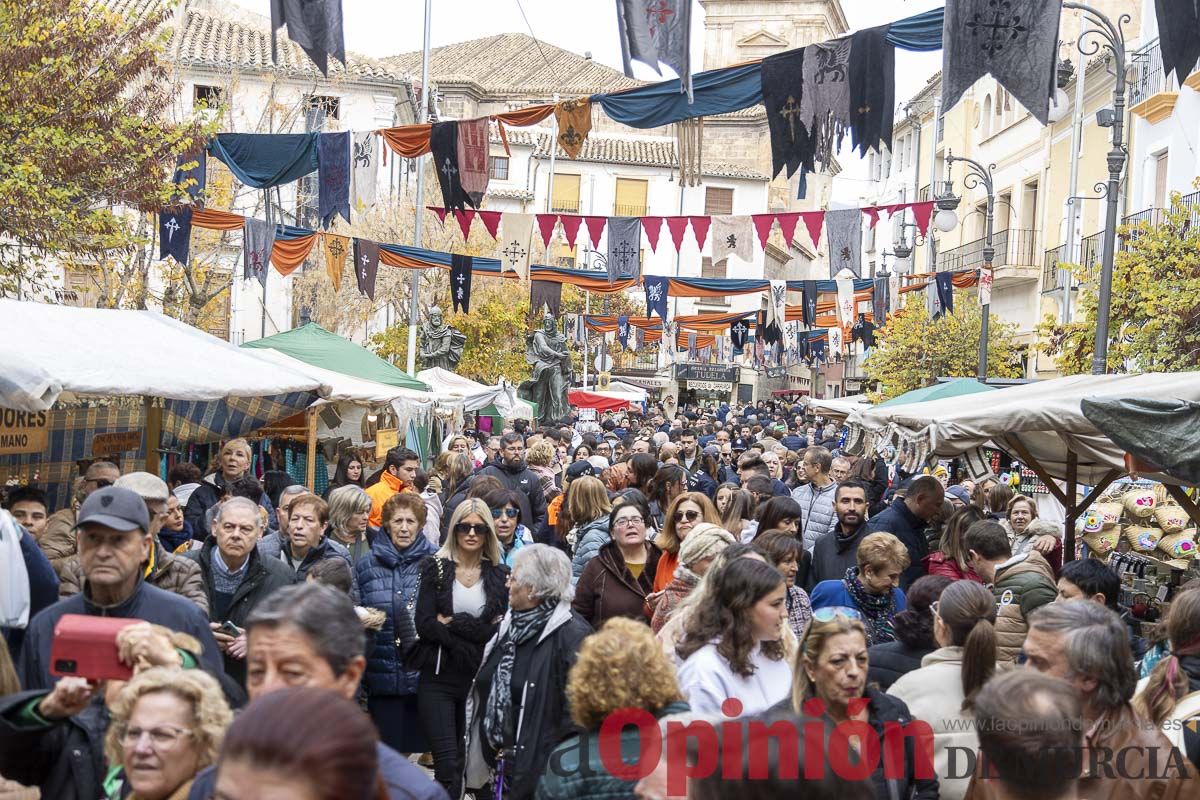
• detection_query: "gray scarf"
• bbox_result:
[483,601,557,751]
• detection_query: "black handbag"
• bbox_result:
[396,558,443,668]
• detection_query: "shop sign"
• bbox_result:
[374,428,399,459]
[687,381,732,393]
[92,431,143,455]
[676,364,739,383]
[0,410,49,455]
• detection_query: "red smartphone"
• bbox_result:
[49,614,140,681]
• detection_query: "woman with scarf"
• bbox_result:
[1135,587,1200,771]
[649,523,736,633]
[464,545,591,800]
[809,532,909,646]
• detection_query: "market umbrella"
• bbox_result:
[874,377,995,409]
[1081,397,1200,485]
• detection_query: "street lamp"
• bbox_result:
[940,152,997,383]
[1062,2,1129,375]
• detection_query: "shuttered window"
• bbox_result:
[614,178,648,216]
[704,187,734,216]
[551,173,580,213]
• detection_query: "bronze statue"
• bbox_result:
[520,311,571,424]
[418,306,466,372]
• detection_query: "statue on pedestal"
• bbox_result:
[418,306,466,372]
[520,312,571,424]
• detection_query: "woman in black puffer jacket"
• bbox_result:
[866,575,952,690]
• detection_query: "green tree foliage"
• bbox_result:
[0,0,209,290]
[865,297,1023,400]
[1037,194,1200,374]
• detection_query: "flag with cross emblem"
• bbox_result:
[323,233,350,291]
[352,238,380,301]
[450,254,473,314]
[499,213,535,280]
[729,313,753,353]
[759,47,811,180]
[430,120,475,214]
[159,207,192,266]
[605,216,642,283]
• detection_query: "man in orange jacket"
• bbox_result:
[365,447,419,527]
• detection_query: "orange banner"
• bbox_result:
[379,105,555,159]
[271,233,319,276]
[191,207,244,231]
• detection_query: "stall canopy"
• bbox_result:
[805,394,871,422]
[416,367,535,421]
[568,389,636,413]
[873,378,995,408]
[242,323,429,391]
[0,301,327,411]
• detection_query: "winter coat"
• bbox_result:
[37,507,78,577]
[867,639,935,691]
[3,529,58,663]
[991,551,1057,664]
[806,523,869,592]
[0,690,110,800]
[180,539,294,686]
[412,556,509,686]
[889,647,979,800]
[649,570,699,633]
[355,532,436,697]
[17,579,222,692]
[569,516,610,581]
[498,527,533,568]
[865,497,931,590]
[59,540,209,615]
[183,472,274,540]
[922,551,983,583]
[366,470,412,528]
[476,460,549,533]
[810,580,907,616]
[535,701,691,800]
[463,601,593,799]
[572,541,662,629]
[256,532,360,601]
[791,481,839,552]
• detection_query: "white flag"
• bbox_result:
[499,213,535,280]
[836,278,856,327]
[350,132,378,211]
[979,267,994,306]
[827,326,844,355]
[711,215,754,266]
[767,279,787,331]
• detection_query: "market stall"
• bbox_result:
[415,367,534,421]
[872,377,995,408]
[804,394,871,422]
[567,389,639,414]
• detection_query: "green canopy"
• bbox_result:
[243,324,429,391]
[875,377,995,408]
[477,399,538,419]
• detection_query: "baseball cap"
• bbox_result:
[566,461,597,480]
[702,444,721,458]
[75,486,150,533]
[946,485,971,505]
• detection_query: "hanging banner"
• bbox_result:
[979,266,994,306]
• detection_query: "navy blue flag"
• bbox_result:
[450,254,473,313]
[353,238,380,301]
[644,275,669,322]
[729,314,752,353]
[270,0,346,76]
[318,131,351,228]
[873,276,890,325]
[802,280,818,327]
[935,272,955,315]
[430,122,474,214]
[617,315,630,350]
[811,337,827,363]
[159,207,192,266]
[171,148,206,205]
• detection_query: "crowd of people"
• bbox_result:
[1,399,1198,800]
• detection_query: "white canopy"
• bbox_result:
[416,367,534,420]
[806,394,871,421]
[607,380,649,401]
[0,301,327,411]
[847,372,1200,486]
[250,348,441,407]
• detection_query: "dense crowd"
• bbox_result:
[1,399,1198,800]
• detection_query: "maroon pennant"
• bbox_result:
[536,214,557,247]
[477,210,502,240]
[665,216,690,252]
[911,201,935,238]
[560,214,583,247]
[777,212,800,245]
[429,206,448,225]
[863,207,881,229]
[455,209,476,240]
[800,211,825,248]
[583,216,607,248]
[751,214,775,249]
[641,216,664,253]
[689,216,711,250]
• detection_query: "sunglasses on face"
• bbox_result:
[88,478,114,488]
[454,523,488,537]
[491,508,519,520]
[673,509,701,523]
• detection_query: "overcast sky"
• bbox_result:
[229,0,943,199]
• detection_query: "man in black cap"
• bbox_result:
[15,486,222,690]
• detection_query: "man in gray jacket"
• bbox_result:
[791,446,839,552]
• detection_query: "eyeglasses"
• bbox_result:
[811,606,863,623]
[613,516,644,528]
[673,509,701,524]
[454,523,488,537]
[119,725,192,749]
[490,508,519,520]
[86,478,114,488]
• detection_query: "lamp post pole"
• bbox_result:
[1063,2,1128,375]
[945,154,995,383]
[406,0,432,376]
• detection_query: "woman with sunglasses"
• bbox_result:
[572,497,661,629]
[652,492,721,592]
[778,610,939,800]
[414,498,510,798]
[481,487,532,568]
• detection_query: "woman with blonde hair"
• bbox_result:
[719,486,756,541]
[524,438,560,503]
[652,491,721,592]
[567,476,614,579]
[413,498,509,797]
[185,437,270,539]
[535,618,689,800]
[106,667,232,800]
[1134,588,1200,769]
[810,532,910,645]
[325,485,375,565]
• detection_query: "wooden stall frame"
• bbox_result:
[144,396,162,475]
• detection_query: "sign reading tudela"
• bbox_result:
[0,410,49,455]
[675,364,740,384]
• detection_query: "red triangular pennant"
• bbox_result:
[535,214,557,248]
[455,209,476,240]
[477,210,502,240]
[777,212,800,245]
[584,216,607,248]
[911,201,935,238]
[559,215,583,247]
[641,216,664,253]
[800,211,825,248]
[429,206,448,225]
[689,216,711,250]
[665,216,690,252]
[881,203,905,220]
[863,207,881,229]
[751,214,775,250]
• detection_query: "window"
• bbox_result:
[614,178,648,217]
[551,173,580,213]
[704,186,734,216]
[552,242,576,268]
[699,256,727,305]
[982,95,992,137]
[489,156,509,181]
[1020,182,1039,231]
[1154,151,1169,208]
[193,85,223,110]
[305,95,341,122]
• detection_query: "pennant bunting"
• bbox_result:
[350,131,378,211]
[836,278,856,327]
[665,216,690,252]
[500,214,535,280]
[641,216,664,253]
[801,211,825,248]
[477,210,502,240]
[583,216,607,248]
[430,207,448,225]
[777,212,800,246]
[911,201,935,238]
[644,275,669,323]
[323,233,349,291]
[158,207,192,266]
[317,131,351,228]
[689,216,712,250]
[711,215,754,266]
[606,217,643,282]
[863,207,881,229]
[456,118,489,207]
[530,280,562,318]
[450,254,473,313]
[536,214,558,248]
[825,208,862,278]
[751,215,775,250]
[455,210,476,240]
[559,215,583,248]
[243,218,275,288]
[352,238,380,300]
[270,0,345,76]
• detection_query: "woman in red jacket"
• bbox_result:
[923,506,985,582]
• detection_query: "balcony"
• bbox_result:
[937,228,1041,287]
[613,204,647,217]
[550,199,580,214]
[1043,245,1065,292]
[613,348,662,376]
[1130,40,1179,123]
[919,182,954,202]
